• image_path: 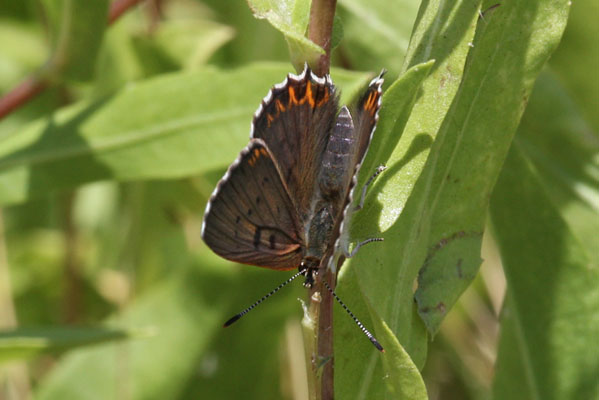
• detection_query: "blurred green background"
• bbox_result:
[0,0,597,399]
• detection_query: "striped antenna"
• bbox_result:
[223,270,305,327]
[323,280,384,352]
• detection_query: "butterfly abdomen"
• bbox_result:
[319,106,357,201]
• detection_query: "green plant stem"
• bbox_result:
[307,0,337,76]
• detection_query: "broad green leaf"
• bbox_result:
[336,60,434,399]
[346,0,480,376]
[490,67,599,400]
[338,0,419,76]
[403,0,568,335]
[41,0,109,82]
[0,326,143,364]
[0,63,369,206]
[246,0,324,68]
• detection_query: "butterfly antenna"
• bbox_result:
[323,281,384,352]
[223,270,305,327]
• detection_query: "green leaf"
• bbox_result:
[336,60,434,399]
[374,318,428,400]
[0,63,369,206]
[246,0,324,68]
[412,0,571,335]
[490,68,599,400]
[346,0,480,373]
[41,0,109,82]
[405,0,569,335]
[336,263,428,400]
[0,326,143,364]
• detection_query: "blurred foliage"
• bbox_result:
[0,0,597,399]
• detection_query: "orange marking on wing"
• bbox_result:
[266,113,274,127]
[259,148,268,157]
[316,87,330,107]
[275,99,286,113]
[288,87,299,105]
[364,92,379,115]
[305,81,315,107]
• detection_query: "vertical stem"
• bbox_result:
[317,268,336,399]
[307,0,338,76]
[303,264,336,400]
[304,2,339,398]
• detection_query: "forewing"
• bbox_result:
[251,65,339,223]
[202,139,304,270]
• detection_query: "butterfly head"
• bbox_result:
[299,257,320,288]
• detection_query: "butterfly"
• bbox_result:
[201,64,385,350]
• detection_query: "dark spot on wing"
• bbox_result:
[269,234,276,249]
[256,196,261,205]
[253,228,261,249]
[247,208,252,216]
[236,216,241,224]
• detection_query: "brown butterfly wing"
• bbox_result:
[202,139,304,270]
[251,66,339,224]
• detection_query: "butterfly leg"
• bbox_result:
[344,237,384,258]
[355,165,386,211]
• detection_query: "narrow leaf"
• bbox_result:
[0,327,143,364]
